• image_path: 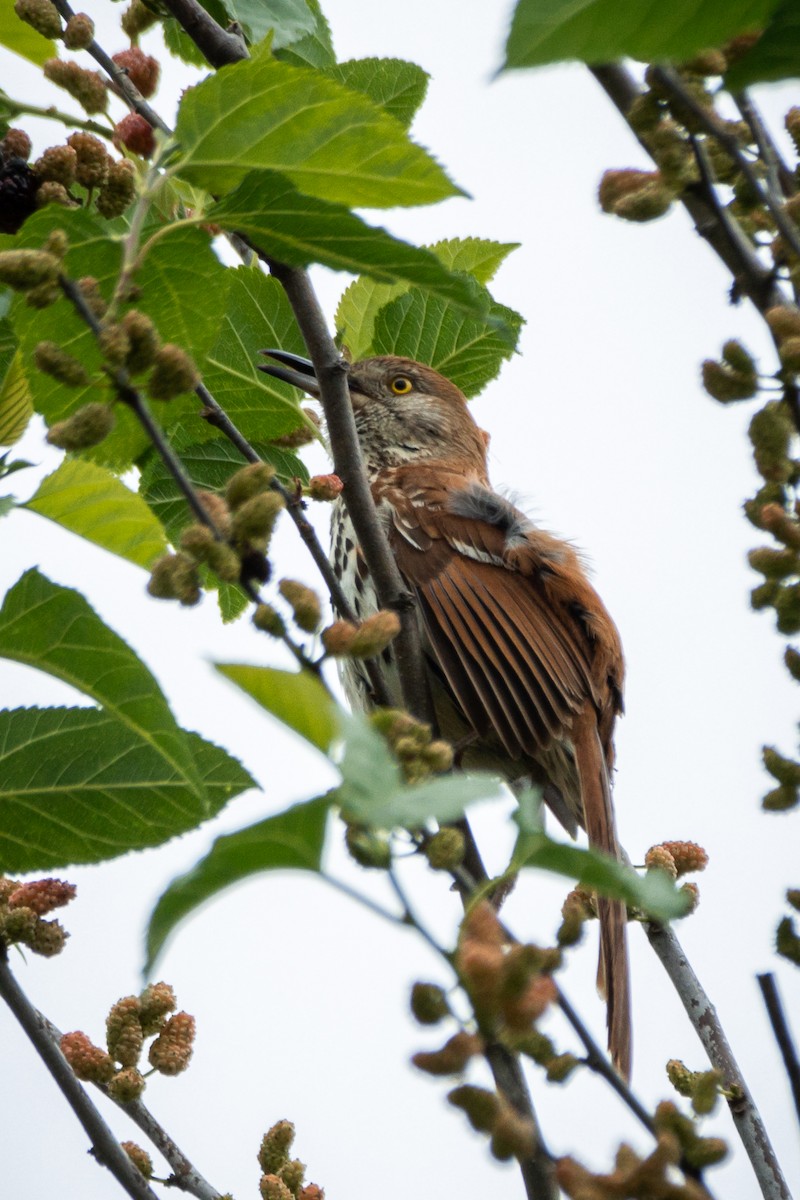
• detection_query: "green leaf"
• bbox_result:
[333,714,503,827]
[138,225,232,368]
[215,663,341,753]
[0,6,57,66]
[173,43,461,207]
[0,572,255,872]
[428,237,520,285]
[225,0,317,45]
[0,707,253,873]
[515,832,689,921]
[24,458,168,569]
[335,278,406,361]
[145,795,330,971]
[8,209,146,469]
[162,17,212,65]
[342,770,504,828]
[0,569,202,791]
[0,337,33,447]
[208,171,488,316]
[326,58,429,128]
[372,288,523,397]
[274,0,336,68]
[201,267,311,443]
[504,0,774,69]
[335,237,519,363]
[725,0,800,88]
[139,432,306,546]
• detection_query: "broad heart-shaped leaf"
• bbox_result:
[138,431,307,547]
[0,8,57,66]
[274,0,335,68]
[215,663,340,752]
[201,267,312,442]
[0,707,253,873]
[504,0,775,69]
[145,795,331,972]
[0,569,201,792]
[208,171,488,317]
[224,0,317,45]
[372,288,523,398]
[24,458,168,569]
[138,225,231,368]
[335,237,519,364]
[326,58,429,129]
[0,571,256,872]
[173,43,461,208]
[725,0,800,88]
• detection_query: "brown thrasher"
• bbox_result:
[259,350,631,1078]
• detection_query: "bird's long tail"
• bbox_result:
[573,711,632,1081]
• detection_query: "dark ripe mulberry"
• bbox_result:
[0,153,38,234]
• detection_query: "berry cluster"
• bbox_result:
[258,1120,324,1200]
[60,981,195,1103]
[0,875,75,957]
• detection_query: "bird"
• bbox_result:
[259,349,631,1078]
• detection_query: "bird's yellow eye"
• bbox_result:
[390,376,413,395]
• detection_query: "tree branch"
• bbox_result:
[29,1008,225,1200]
[590,63,786,314]
[646,922,790,1200]
[158,0,249,69]
[0,947,161,1200]
[757,972,800,1131]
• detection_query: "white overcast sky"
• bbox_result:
[2,2,800,1198]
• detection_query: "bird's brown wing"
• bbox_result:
[376,467,631,1078]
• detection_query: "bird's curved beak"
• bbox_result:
[258,349,321,396]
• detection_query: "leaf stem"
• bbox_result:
[2,98,114,138]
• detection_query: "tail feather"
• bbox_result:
[573,712,632,1080]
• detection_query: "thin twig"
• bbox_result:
[590,63,786,314]
[2,98,114,138]
[0,947,161,1200]
[647,66,800,266]
[733,93,795,203]
[757,973,800,1131]
[33,1010,223,1200]
[646,922,790,1200]
[49,0,171,134]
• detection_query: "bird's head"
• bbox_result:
[259,351,488,475]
